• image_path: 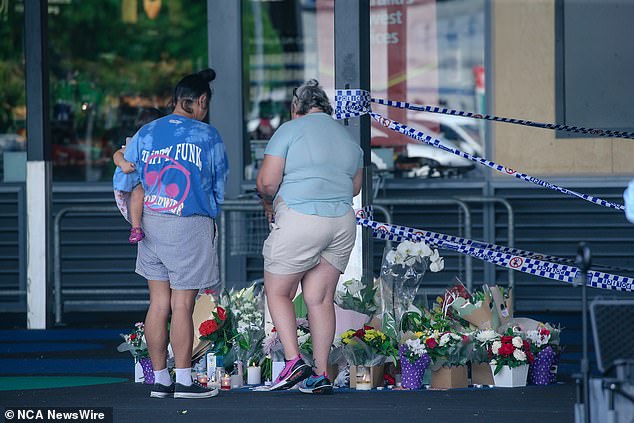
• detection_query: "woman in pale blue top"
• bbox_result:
[257,79,363,394]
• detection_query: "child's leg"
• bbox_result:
[130,184,145,228]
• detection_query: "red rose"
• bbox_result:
[199,319,219,337]
[501,336,513,344]
[130,334,137,340]
[540,328,550,336]
[354,329,366,338]
[498,343,515,357]
[523,340,531,351]
[462,335,470,344]
[384,374,396,385]
[217,306,226,321]
[526,350,534,364]
[425,337,438,349]
[363,325,374,331]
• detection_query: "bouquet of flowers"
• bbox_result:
[199,302,234,356]
[231,284,264,336]
[379,240,445,339]
[488,328,534,375]
[341,325,397,366]
[525,323,562,384]
[450,285,494,330]
[230,284,265,366]
[472,329,499,363]
[334,278,378,316]
[262,318,312,362]
[398,331,431,389]
[422,329,472,370]
[117,322,148,359]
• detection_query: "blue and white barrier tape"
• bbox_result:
[372,97,634,140]
[335,89,626,212]
[354,211,634,293]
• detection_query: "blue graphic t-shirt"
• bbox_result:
[122,114,229,218]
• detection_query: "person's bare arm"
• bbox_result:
[352,167,364,196]
[113,148,136,174]
[256,154,285,222]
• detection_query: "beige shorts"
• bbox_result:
[263,198,357,275]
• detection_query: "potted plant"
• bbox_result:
[398,332,431,389]
[488,328,534,387]
[526,323,562,385]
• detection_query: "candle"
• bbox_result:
[221,374,231,390]
[230,374,242,388]
[247,366,261,385]
[356,365,372,391]
[196,373,208,387]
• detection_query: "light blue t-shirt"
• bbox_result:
[264,112,363,217]
[117,114,229,218]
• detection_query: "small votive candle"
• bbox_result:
[221,374,231,390]
[247,366,261,385]
[196,373,208,387]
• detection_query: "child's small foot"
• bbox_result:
[129,227,145,243]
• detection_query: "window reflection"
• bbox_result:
[241,0,486,181]
[243,0,331,180]
[41,0,207,182]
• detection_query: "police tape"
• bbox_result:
[372,97,634,140]
[334,89,626,212]
[354,209,634,293]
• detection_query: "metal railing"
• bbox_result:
[51,196,515,322]
[53,206,149,324]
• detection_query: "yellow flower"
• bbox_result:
[415,331,423,338]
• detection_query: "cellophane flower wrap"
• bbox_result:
[334,278,378,317]
[262,318,312,363]
[488,328,534,375]
[379,240,444,339]
[117,322,148,359]
[230,283,265,365]
[198,290,234,356]
[525,323,562,384]
[341,325,397,366]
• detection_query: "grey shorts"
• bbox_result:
[263,198,357,275]
[135,210,220,290]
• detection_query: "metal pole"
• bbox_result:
[576,242,592,423]
[457,196,515,298]
[335,0,372,286]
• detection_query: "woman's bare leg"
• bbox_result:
[264,270,303,360]
[301,259,340,376]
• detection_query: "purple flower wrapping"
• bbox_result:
[529,346,556,385]
[399,344,431,389]
[139,357,155,384]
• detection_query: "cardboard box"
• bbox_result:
[470,362,494,386]
[430,365,468,389]
[349,365,385,389]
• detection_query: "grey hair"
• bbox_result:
[292,79,333,116]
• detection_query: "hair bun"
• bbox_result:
[198,68,216,82]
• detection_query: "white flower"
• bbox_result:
[439,333,451,347]
[450,333,462,341]
[396,240,417,256]
[385,250,398,265]
[429,248,440,262]
[476,330,498,343]
[405,338,427,357]
[403,255,417,267]
[419,243,433,257]
[344,279,364,297]
[429,257,444,272]
[513,349,527,361]
[512,336,523,348]
[298,333,310,346]
[490,359,497,365]
[526,330,549,348]
[492,340,502,354]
